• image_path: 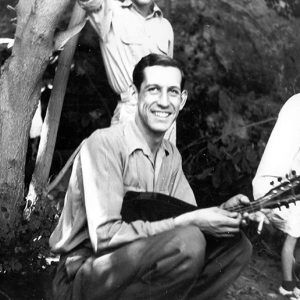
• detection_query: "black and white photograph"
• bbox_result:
[1,0,300,299]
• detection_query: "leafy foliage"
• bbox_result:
[173,2,283,207]
[265,0,300,18]
[0,198,58,274]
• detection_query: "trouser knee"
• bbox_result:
[171,225,206,276]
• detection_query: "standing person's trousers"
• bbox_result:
[53,226,252,300]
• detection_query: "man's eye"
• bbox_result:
[169,89,180,96]
[148,87,159,93]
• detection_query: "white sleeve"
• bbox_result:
[253,95,300,199]
[78,0,113,41]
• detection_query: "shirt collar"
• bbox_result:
[124,120,169,158]
[121,0,163,17]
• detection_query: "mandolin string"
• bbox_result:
[226,195,300,214]
[225,177,300,214]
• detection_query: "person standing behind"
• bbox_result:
[253,94,300,299]
[78,0,176,141]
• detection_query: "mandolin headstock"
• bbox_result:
[258,170,300,211]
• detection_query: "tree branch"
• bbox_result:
[25,2,86,217]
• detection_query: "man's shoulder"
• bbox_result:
[86,124,125,146]
[163,139,181,159]
[279,93,300,117]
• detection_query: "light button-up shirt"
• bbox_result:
[50,120,195,254]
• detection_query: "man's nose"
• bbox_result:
[158,90,169,107]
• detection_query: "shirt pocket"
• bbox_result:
[112,12,144,44]
[120,29,144,45]
[113,17,144,61]
[123,158,141,191]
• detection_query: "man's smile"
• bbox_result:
[151,111,172,118]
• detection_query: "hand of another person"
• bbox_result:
[248,210,271,223]
[220,194,271,231]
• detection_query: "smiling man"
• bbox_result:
[50,54,252,300]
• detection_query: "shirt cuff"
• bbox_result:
[150,218,175,235]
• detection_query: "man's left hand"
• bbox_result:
[220,194,252,226]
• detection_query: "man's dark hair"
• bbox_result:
[133,54,185,91]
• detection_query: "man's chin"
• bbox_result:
[150,125,172,135]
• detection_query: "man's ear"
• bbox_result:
[131,84,138,101]
[179,90,188,111]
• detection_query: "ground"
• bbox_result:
[0,234,290,300]
[226,250,286,300]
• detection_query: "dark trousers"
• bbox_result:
[53,226,252,300]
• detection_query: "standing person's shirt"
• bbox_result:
[252,94,300,237]
[78,0,174,125]
[49,120,195,255]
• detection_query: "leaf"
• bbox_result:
[212,165,222,188]
[218,90,233,116]
[195,167,214,180]
[11,260,22,272]
[222,113,248,142]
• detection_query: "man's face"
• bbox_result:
[135,66,187,137]
[132,0,154,15]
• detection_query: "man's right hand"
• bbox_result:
[174,207,242,238]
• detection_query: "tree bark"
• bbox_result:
[0,0,71,236]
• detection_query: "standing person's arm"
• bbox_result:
[78,0,113,41]
[253,95,300,200]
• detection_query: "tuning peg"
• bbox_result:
[278,177,282,182]
[292,170,297,176]
[286,174,290,180]
[270,181,274,186]
[284,202,290,208]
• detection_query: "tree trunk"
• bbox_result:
[0,0,71,237]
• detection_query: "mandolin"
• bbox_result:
[121,174,300,223]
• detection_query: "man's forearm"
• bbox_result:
[174,211,195,228]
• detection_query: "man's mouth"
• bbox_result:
[153,111,171,118]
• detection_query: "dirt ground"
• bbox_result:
[225,249,286,300]
[0,233,291,300]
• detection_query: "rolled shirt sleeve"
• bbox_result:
[78,0,112,40]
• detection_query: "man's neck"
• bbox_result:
[132,1,154,18]
[144,133,163,157]
[135,117,164,157]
